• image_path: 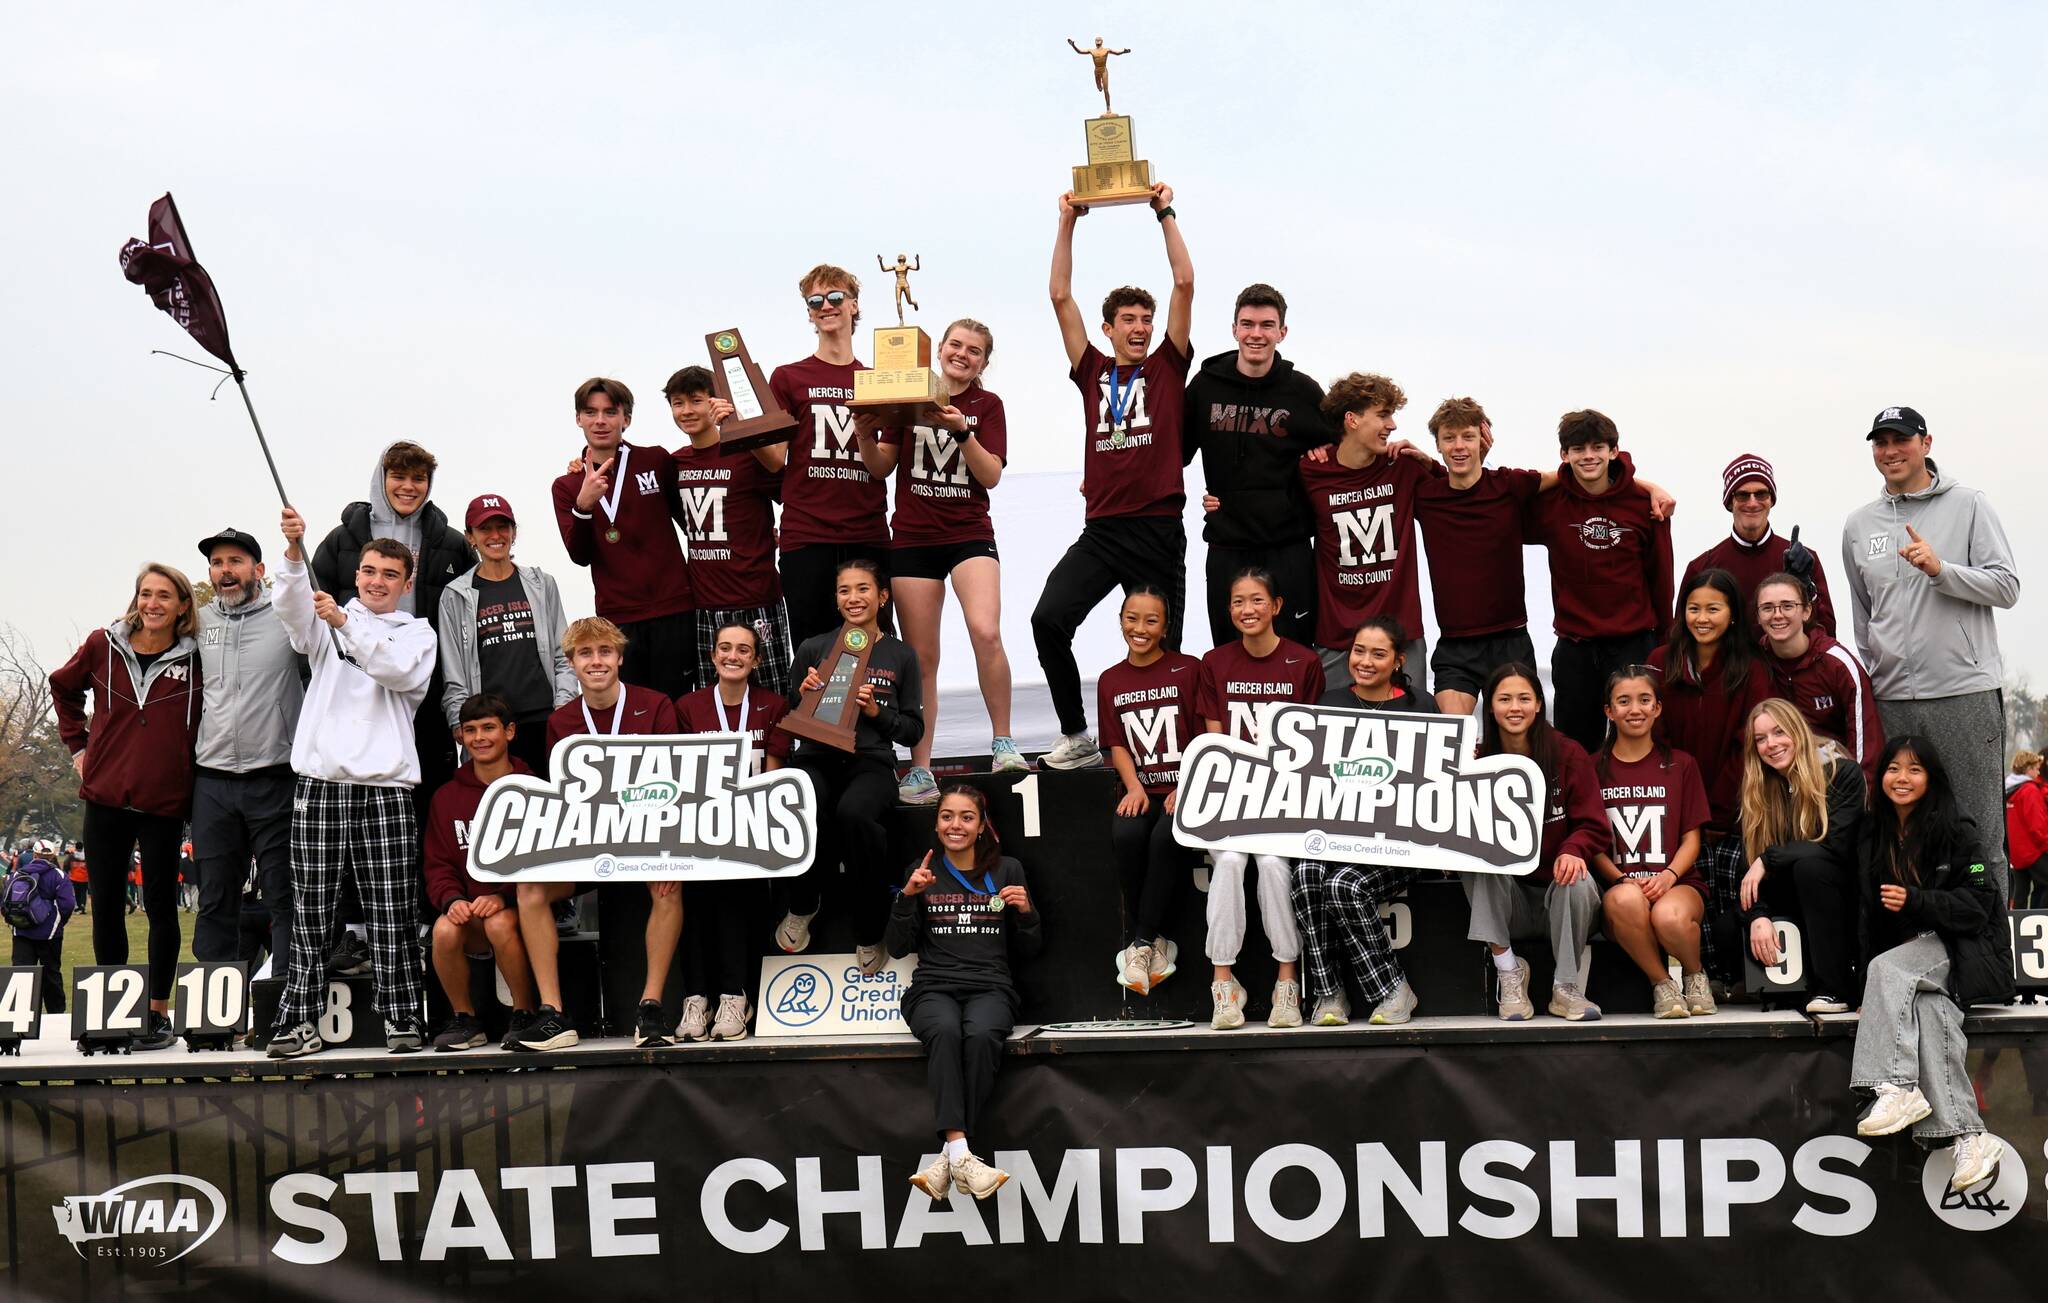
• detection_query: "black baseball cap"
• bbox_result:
[197,527,263,563]
[1867,406,1927,440]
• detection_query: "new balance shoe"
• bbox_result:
[775,910,817,954]
[385,1018,426,1053]
[856,943,887,978]
[1949,1132,2004,1193]
[1806,993,1851,1015]
[711,994,752,1041]
[950,1152,1010,1200]
[1683,970,1718,1016]
[1651,980,1690,1020]
[1548,984,1602,1021]
[1267,978,1303,1028]
[1369,981,1418,1026]
[1210,978,1248,1030]
[1494,957,1535,1022]
[634,999,675,1047]
[1311,994,1351,1027]
[677,995,711,1042]
[499,1008,536,1051]
[990,737,1028,772]
[266,1022,324,1059]
[1858,1082,1933,1136]
[897,767,940,806]
[1041,733,1102,770]
[1120,942,1155,994]
[910,1154,952,1201]
[433,1012,486,1052]
[513,1005,579,1052]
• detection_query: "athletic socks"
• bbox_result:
[1492,948,1519,972]
[944,1137,970,1162]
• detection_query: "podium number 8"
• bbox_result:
[79,969,147,1032]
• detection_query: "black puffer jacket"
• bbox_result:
[312,499,473,633]
[1857,818,2015,1007]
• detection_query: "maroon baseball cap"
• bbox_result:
[465,494,516,528]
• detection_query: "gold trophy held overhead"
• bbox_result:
[1067,36,1154,208]
[848,253,947,424]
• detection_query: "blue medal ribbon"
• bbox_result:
[1104,361,1134,435]
[941,855,1000,910]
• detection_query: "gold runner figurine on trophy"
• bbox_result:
[1066,37,1154,208]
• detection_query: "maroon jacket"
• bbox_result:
[1682,528,1836,635]
[424,757,532,912]
[1533,735,1611,884]
[1647,645,1773,832]
[50,624,203,819]
[1764,629,1882,787]
[1524,454,1673,641]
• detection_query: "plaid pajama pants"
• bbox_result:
[1293,860,1420,1006]
[1698,835,1743,986]
[275,777,424,1031]
[695,602,794,700]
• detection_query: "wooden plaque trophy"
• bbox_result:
[777,624,877,752]
[848,254,946,424]
[705,327,798,450]
[1067,36,1154,206]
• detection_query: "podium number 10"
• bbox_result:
[78,969,147,1032]
[176,965,246,1029]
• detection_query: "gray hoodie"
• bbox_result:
[1840,461,2019,701]
[367,443,427,615]
[194,587,307,772]
[437,563,578,728]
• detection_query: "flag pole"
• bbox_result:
[230,370,291,506]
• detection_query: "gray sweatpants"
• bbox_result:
[1877,690,2008,898]
[1463,872,1601,988]
[1850,932,1982,1144]
[1206,851,1301,966]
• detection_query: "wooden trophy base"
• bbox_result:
[718,412,798,452]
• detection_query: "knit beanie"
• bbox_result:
[1721,453,1776,510]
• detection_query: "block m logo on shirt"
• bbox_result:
[810,405,861,463]
[634,470,660,496]
[1124,705,1185,768]
[1609,804,1665,863]
[912,427,971,485]
[1333,503,1397,567]
[681,486,728,541]
[1093,374,1150,434]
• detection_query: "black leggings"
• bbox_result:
[84,802,183,1001]
[1032,516,1186,736]
[904,985,1013,1140]
[1111,801,1185,944]
[685,880,757,999]
[1758,850,1860,1000]
[788,750,899,945]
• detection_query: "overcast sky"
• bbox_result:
[4,3,2043,736]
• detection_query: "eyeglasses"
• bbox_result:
[1729,489,1772,504]
[804,291,850,310]
[1756,601,1806,618]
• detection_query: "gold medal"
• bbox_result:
[604,527,621,543]
[989,895,1005,913]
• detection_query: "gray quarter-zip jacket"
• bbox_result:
[437,564,578,728]
[195,591,307,772]
[1840,461,2019,701]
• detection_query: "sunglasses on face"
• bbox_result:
[1729,489,1772,504]
[804,291,850,310]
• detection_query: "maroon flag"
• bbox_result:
[118,192,239,373]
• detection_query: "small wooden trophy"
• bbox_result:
[705,327,798,451]
[777,625,878,753]
[849,254,947,424]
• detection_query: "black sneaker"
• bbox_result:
[511,1005,579,1052]
[132,1010,178,1052]
[267,1022,324,1059]
[385,1018,425,1053]
[633,1000,674,1047]
[552,898,579,935]
[327,933,372,977]
[500,1008,537,1051]
[433,1012,486,1052]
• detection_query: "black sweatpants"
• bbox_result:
[685,880,757,999]
[11,935,64,1014]
[1111,801,1185,944]
[191,766,294,970]
[1550,631,1657,753]
[787,750,899,946]
[903,984,1014,1140]
[620,610,699,700]
[83,802,183,1001]
[780,542,894,650]
[1033,516,1187,736]
[1758,849,1860,1001]
[1205,540,1315,651]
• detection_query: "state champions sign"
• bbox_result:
[1172,704,1545,874]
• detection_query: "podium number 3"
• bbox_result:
[79,969,147,1032]
[2013,914,2048,982]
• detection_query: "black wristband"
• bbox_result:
[1155,204,1176,223]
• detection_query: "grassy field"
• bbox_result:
[54,903,199,975]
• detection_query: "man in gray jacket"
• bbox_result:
[439,494,577,777]
[192,527,305,972]
[1842,406,2021,893]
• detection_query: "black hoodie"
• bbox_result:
[1181,350,1331,547]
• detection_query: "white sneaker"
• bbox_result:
[1950,1132,2004,1192]
[711,993,752,1041]
[677,995,711,1042]
[1495,957,1535,1021]
[1806,993,1851,1015]
[1267,978,1303,1029]
[989,737,1028,772]
[909,1154,952,1201]
[896,766,939,805]
[1369,980,1418,1026]
[1311,994,1351,1027]
[856,943,887,978]
[951,1152,1010,1200]
[1147,937,1176,986]
[775,910,816,954]
[1210,978,1247,1030]
[1857,1081,1933,1136]
[1042,733,1103,770]
[1120,942,1154,994]
[1547,983,1602,1021]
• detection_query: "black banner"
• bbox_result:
[7,1031,2046,1300]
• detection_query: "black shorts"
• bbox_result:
[890,538,999,580]
[1431,628,1538,697]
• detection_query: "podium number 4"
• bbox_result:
[0,970,39,1035]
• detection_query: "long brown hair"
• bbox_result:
[932,783,1002,878]
[1739,699,1832,861]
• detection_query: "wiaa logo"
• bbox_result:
[1920,1133,2025,1231]
[53,1174,227,1264]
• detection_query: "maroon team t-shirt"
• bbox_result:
[769,355,888,549]
[672,441,783,608]
[1097,651,1204,793]
[1195,637,1325,743]
[880,386,1008,545]
[1300,452,1431,650]
[1413,466,1544,638]
[1596,749,1711,889]
[675,685,793,775]
[1071,340,1191,521]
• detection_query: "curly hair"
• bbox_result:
[1321,372,1408,425]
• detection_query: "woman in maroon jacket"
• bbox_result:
[49,563,204,1050]
[1464,662,1611,1021]
[1648,567,1770,990]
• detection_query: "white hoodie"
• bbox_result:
[275,554,437,786]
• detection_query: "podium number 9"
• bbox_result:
[1768,921,1804,986]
